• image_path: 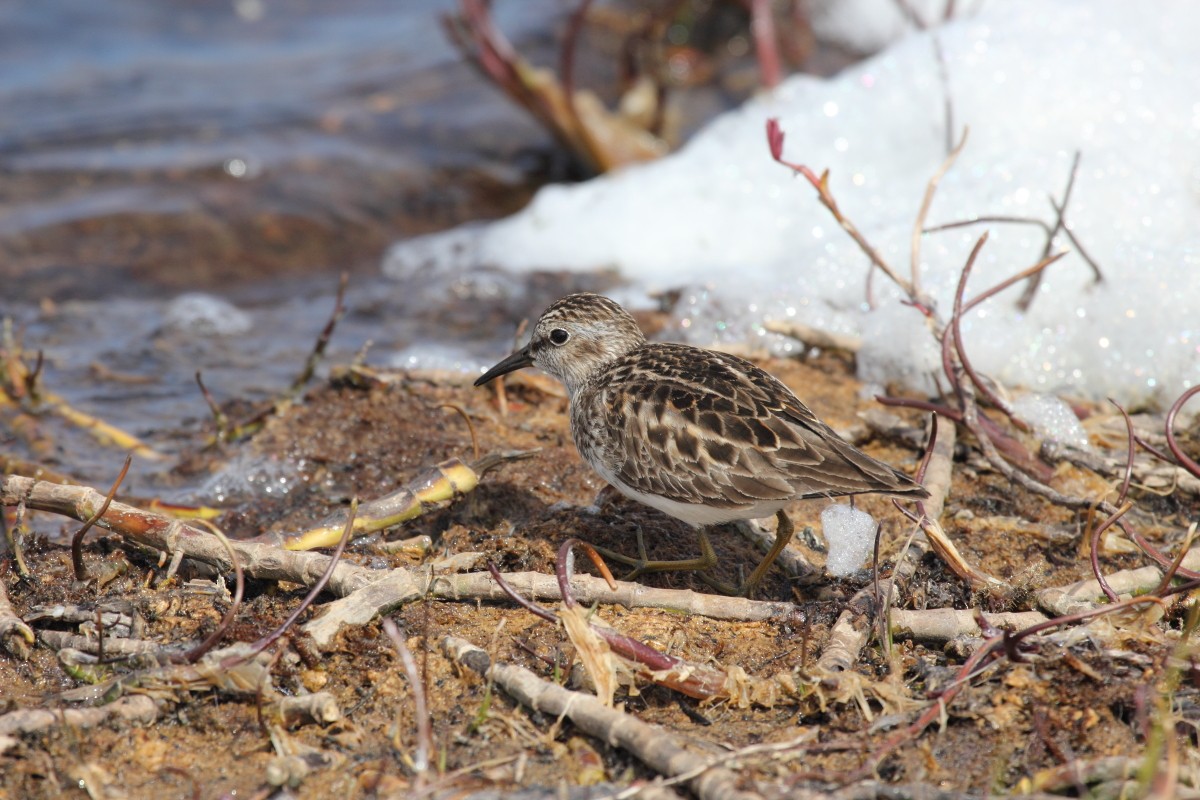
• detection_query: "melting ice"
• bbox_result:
[386,0,1200,409]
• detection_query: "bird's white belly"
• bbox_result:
[588,458,786,527]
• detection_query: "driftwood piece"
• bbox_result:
[442,635,761,800]
[1038,548,1200,617]
[276,692,341,727]
[889,609,1049,643]
[0,694,159,738]
[38,629,161,657]
[0,575,34,659]
[0,475,378,597]
[306,565,803,648]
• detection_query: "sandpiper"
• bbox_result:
[475,292,928,596]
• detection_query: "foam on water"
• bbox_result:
[385,0,1200,408]
[164,292,253,337]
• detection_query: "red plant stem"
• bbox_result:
[71,453,133,581]
[950,232,1026,428]
[226,500,357,667]
[1087,502,1130,604]
[1110,399,1137,504]
[1165,385,1200,479]
[555,538,616,605]
[962,251,1068,315]
[489,560,727,700]
[749,0,782,89]
[876,396,963,421]
[182,526,246,664]
[558,0,593,142]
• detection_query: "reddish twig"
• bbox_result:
[892,412,940,525]
[748,0,782,89]
[1152,527,1196,597]
[487,560,728,700]
[287,271,348,399]
[194,371,229,443]
[182,523,245,664]
[1110,399,1137,504]
[767,118,916,304]
[1086,501,1131,604]
[1016,151,1084,310]
[1134,432,1176,465]
[949,233,1027,429]
[555,538,617,605]
[558,0,594,149]
[224,499,357,668]
[71,453,133,582]
[961,251,1068,316]
[1164,385,1200,479]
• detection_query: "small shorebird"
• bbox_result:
[475,293,928,596]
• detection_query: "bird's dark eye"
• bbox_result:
[549,328,570,346]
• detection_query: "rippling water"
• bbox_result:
[0,0,583,496]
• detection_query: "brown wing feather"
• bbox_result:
[582,344,927,508]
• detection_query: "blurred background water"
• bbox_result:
[0,0,816,495]
[0,0,583,493]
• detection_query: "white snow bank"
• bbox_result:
[386,0,1200,407]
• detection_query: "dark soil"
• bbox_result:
[3,343,1195,799]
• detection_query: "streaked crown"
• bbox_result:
[529,293,646,395]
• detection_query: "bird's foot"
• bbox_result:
[589,527,718,582]
[700,510,797,598]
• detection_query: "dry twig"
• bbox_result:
[441,635,761,800]
[0,475,379,598]
[0,575,34,659]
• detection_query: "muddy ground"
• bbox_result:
[2,332,1198,800]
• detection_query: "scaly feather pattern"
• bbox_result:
[476,292,928,529]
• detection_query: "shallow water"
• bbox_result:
[0,0,582,498]
[0,1,832,503]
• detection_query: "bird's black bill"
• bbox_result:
[474,346,534,386]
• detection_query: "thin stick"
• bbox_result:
[287,271,349,399]
[438,403,480,463]
[1164,385,1200,479]
[194,371,228,442]
[911,127,969,295]
[1151,522,1197,598]
[71,453,133,581]
[949,233,1029,428]
[231,498,358,665]
[961,251,1068,315]
[182,522,245,664]
[1114,405,1137,497]
[382,617,433,780]
[2,496,31,578]
[1016,151,1083,310]
[558,0,594,155]
[924,214,1051,236]
[767,119,916,302]
[556,538,618,604]
[1086,502,1131,604]
[749,0,782,89]
[441,636,757,800]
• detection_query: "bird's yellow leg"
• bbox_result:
[700,510,794,598]
[591,526,719,582]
